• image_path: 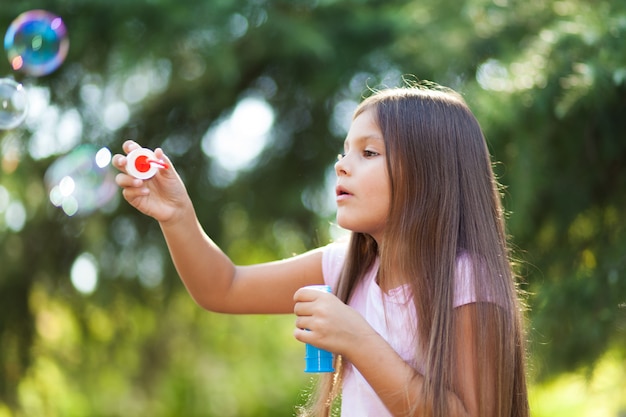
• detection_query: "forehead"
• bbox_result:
[344,108,383,147]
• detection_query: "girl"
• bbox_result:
[114,83,530,417]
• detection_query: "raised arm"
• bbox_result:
[114,141,325,314]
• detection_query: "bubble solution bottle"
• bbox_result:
[303,285,335,373]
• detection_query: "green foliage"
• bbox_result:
[1,0,625,415]
[464,0,626,379]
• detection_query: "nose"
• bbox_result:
[335,154,349,176]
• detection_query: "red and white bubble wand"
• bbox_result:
[125,148,169,179]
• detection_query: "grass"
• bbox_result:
[529,351,626,417]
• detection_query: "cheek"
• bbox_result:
[364,180,391,218]
[368,173,391,203]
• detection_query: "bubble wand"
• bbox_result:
[125,148,169,179]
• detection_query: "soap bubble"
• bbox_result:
[0,78,28,129]
[45,145,117,217]
[4,10,69,77]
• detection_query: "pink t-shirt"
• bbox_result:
[321,242,477,417]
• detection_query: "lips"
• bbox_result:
[335,185,351,200]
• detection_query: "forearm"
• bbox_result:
[158,202,323,314]
[159,203,236,310]
[345,334,470,417]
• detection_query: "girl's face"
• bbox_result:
[334,108,390,243]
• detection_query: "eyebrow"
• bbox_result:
[343,134,384,149]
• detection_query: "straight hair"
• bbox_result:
[298,84,529,417]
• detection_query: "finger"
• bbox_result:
[122,187,149,202]
[294,287,322,303]
[112,154,127,170]
[293,301,314,317]
[294,316,308,330]
[153,148,178,174]
[116,172,144,188]
[294,317,318,336]
[293,327,311,343]
[153,147,169,161]
[122,140,141,154]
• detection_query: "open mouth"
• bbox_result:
[336,186,350,197]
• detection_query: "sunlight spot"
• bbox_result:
[228,13,249,39]
[28,106,83,160]
[103,101,129,131]
[71,252,98,294]
[123,73,150,104]
[330,99,357,136]
[95,147,112,168]
[137,245,164,288]
[5,200,26,232]
[201,96,274,175]
[477,58,511,91]
[80,83,102,106]
[0,186,9,212]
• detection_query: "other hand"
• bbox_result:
[293,286,377,359]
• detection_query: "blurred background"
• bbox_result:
[0,0,625,416]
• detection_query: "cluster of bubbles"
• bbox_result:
[1,10,68,130]
[1,10,118,217]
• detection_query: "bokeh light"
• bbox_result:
[70,252,98,294]
[0,78,29,130]
[4,10,69,77]
[201,96,274,186]
[44,145,117,217]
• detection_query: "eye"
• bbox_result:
[337,152,346,161]
[363,150,379,157]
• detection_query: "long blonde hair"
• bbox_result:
[299,84,529,417]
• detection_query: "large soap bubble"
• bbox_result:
[0,78,28,129]
[45,146,118,217]
[4,10,69,77]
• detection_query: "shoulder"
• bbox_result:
[454,251,482,308]
[454,251,507,308]
[321,240,349,289]
[322,241,348,272]
[322,240,348,261]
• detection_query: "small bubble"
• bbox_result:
[0,78,29,130]
[4,10,69,77]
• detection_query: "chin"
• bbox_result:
[335,214,352,230]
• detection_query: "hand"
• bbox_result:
[113,140,192,224]
[293,287,378,359]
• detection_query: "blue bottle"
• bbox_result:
[303,285,335,373]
